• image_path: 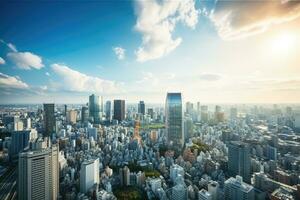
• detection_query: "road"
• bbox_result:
[0,166,17,200]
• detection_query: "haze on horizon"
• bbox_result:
[0,1,300,104]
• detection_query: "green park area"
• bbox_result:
[114,186,146,200]
[141,123,165,130]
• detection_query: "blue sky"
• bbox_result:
[1,0,300,104]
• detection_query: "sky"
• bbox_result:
[0,0,300,104]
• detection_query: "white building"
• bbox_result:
[224,176,254,200]
[80,158,100,193]
[198,189,212,200]
[170,164,184,183]
[171,184,187,200]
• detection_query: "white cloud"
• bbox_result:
[51,63,119,93]
[199,73,222,81]
[45,72,50,76]
[208,1,300,40]
[0,57,5,65]
[0,72,29,89]
[7,52,44,70]
[7,43,17,52]
[113,47,126,60]
[134,0,199,62]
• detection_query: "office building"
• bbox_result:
[113,99,125,122]
[165,93,183,149]
[81,106,89,124]
[185,102,193,115]
[228,141,251,183]
[67,110,77,124]
[80,158,100,193]
[105,101,112,121]
[43,103,55,138]
[10,129,38,161]
[89,94,101,124]
[170,164,184,183]
[138,101,145,115]
[200,106,208,122]
[171,184,187,200]
[64,104,67,116]
[198,189,212,200]
[18,141,59,200]
[224,176,254,200]
[119,166,130,186]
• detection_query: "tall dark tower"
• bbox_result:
[113,100,125,122]
[43,103,55,138]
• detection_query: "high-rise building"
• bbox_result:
[224,176,254,200]
[147,108,154,119]
[80,158,100,193]
[113,100,125,122]
[200,106,208,122]
[170,164,184,183]
[81,106,89,124]
[208,181,219,200]
[105,101,112,121]
[67,110,77,124]
[184,117,193,141]
[10,129,38,161]
[43,103,55,138]
[198,189,212,200]
[119,166,130,186]
[89,94,101,123]
[165,93,183,149]
[171,184,187,200]
[185,102,193,115]
[138,101,145,115]
[228,141,251,183]
[197,102,200,114]
[64,104,67,116]
[18,140,59,200]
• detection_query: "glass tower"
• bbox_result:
[228,141,251,183]
[89,94,100,124]
[165,93,183,150]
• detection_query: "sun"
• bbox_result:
[271,32,296,54]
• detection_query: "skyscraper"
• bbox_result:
[80,158,100,193]
[81,106,89,124]
[89,94,100,123]
[224,176,254,200]
[18,141,59,200]
[228,141,251,183]
[105,100,112,121]
[10,129,38,161]
[138,101,145,115]
[165,93,183,149]
[67,110,77,124]
[43,103,55,138]
[113,99,125,122]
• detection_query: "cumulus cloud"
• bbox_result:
[0,57,5,65]
[134,0,199,62]
[45,72,50,76]
[7,52,44,70]
[113,47,126,60]
[0,72,29,89]
[51,63,119,93]
[199,73,222,81]
[209,0,300,40]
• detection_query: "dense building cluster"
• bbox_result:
[0,93,300,200]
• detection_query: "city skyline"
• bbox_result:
[1,1,300,104]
